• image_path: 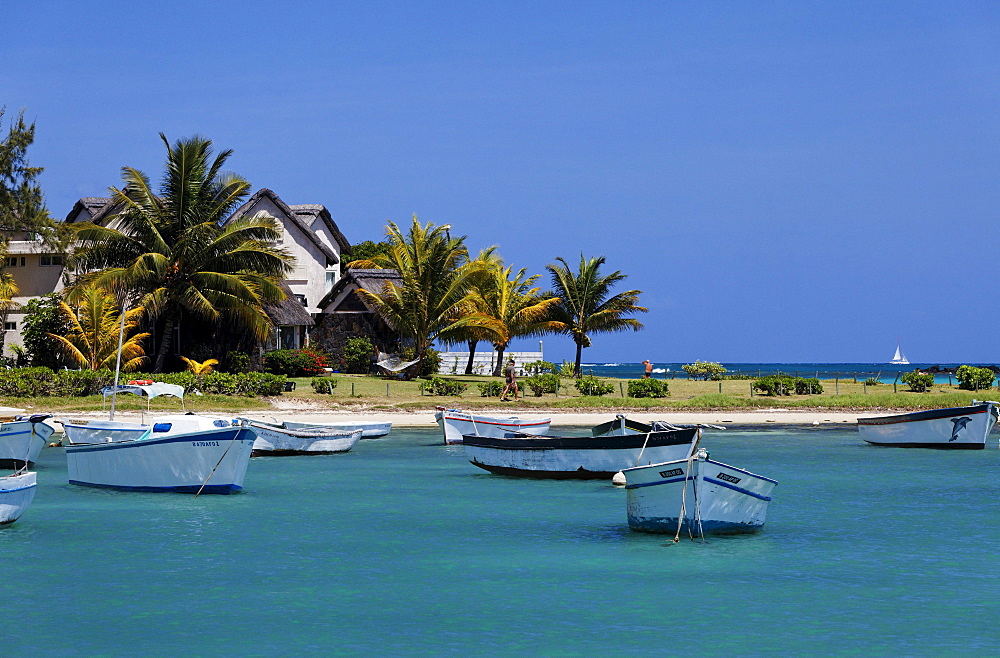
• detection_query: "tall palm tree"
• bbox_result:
[464,263,562,376]
[354,215,481,377]
[47,285,149,371]
[69,134,292,371]
[446,246,502,375]
[546,254,646,377]
[0,265,18,353]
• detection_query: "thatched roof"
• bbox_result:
[289,204,352,255]
[227,189,341,265]
[264,283,314,326]
[65,197,113,223]
[318,268,402,313]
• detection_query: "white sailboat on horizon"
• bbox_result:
[889,340,909,365]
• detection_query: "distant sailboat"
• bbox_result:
[889,341,909,365]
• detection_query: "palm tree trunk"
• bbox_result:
[153,313,177,373]
[573,341,583,378]
[465,340,478,375]
[492,346,506,377]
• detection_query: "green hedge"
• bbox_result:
[955,365,996,391]
[0,368,286,398]
[477,381,505,397]
[752,375,823,396]
[627,378,669,398]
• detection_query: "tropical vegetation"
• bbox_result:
[48,285,149,371]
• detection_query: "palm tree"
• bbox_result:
[354,215,482,377]
[0,265,18,353]
[464,263,562,376]
[69,134,292,371]
[445,246,502,375]
[47,285,149,371]
[546,254,647,377]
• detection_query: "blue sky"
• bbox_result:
[4,2,1000,364]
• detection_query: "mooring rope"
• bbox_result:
[195,428,240,498]
[673,429,704,543]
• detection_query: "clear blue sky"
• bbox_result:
[4,2,999,364]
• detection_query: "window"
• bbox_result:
[4,257,16,267]
[3,322,15,331]
[295,294,308,307]
[40,255,64,266]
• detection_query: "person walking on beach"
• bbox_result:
[500,358,519,401]
[643,360,653,378]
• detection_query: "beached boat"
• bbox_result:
[0,471,37,525]
[857,401,999,449]
[242,419,363,456]
[0,410,55,468]
[462,417,698,479]
[64,414,255,494]
[435,406,552,445]
[279,419,392,438]
[623,448,777,536]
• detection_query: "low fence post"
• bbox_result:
[718,381,722,394]
[619,382,625,398]
[351,381,355,396]
[387,383,390,398]
[835,373,839,395]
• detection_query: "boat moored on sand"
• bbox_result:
[435,406,552,444]
[857,401,999,449]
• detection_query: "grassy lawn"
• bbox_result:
[6,372,995,414]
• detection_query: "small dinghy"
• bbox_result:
[462,416,698,479]
[280,419,392,439]
[857,401,999,449]
[241,419,363,456]
[0,470,37,525]
[0,410,55,467]
[435,406,552,445]
[623,448,777,536]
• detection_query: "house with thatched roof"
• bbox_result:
[312,268,404,361]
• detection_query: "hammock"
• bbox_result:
[376,352,420,373]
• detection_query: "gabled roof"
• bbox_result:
[65,197,113,223]
[227,189,341,265]
[318,268,402,312]
[289,204,352,255]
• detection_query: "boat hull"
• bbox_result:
[435,408,552,444]
[857,403,998,449]
[281,420,392,438]
[0,472,36,524]
[0,419,54,468]
[624,457,777,535]
[62,420,149,445]
[65,426,254,493]
[462,429,697,479]
[248,422,362,456]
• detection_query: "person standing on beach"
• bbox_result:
[500,358,519,401]
[643,360,652,378]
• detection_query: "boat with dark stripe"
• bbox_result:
[857,401,999,449]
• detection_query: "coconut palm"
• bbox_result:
[444,246,503,375]
[354,215,482,376]
[546,254,646,377]
[69,134,292,371]
[0,266,18,351]
[463,263,562,376]
[47,285,149,371]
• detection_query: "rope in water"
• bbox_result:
[195,428,240,498]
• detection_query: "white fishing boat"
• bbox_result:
[64,413,255,494]
[0,411,55,468]
[61,418,148,445]
[857,401,999,449]
[462,417,698,479]
[0,471,37,525]
[280,419,392,438]
[622,448,777,536]
[242,418,363,456]
[889,341,909,365]
[434,406,552,445]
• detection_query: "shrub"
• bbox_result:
[575,375,615,397]
[628,378,669,398]
[311,377,338,394]
[753,375,798,396]
[477,381,505,397]
[341,337,374,374]
[682,361,727,380]
[53,370,115,396]
[400,347,441,377]
[419,377,467,396]
[955,365,996,391]
[795,378,823,395]
[0,367,56,397]
[900,370,934,393]
[558,360,576,377]
[524,373,560,397]
[223,351,251,374]
[231,372,286,397]
[262,348,330,377]
[523,360,556,375]
[865,377,880,386]
[20,294,71,369]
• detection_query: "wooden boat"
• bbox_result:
[64,414,255,494]
[434,406,552,445]
[0,471,37,525]
[0,411,55,468]
[857,401,999,449]
[279,419,392,438]
[242,419,363,456]
[623,449,777,536]
[462,417,698,479]
[61,418,149,445]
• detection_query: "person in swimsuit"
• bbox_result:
[500,358,519,401]
[643,360,652,378]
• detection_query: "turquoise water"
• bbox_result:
[2,427,997,655]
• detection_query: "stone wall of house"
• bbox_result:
[310,313,399,364]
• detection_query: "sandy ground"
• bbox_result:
[57,408,865,428]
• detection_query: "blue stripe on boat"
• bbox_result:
[0,484,37,493]
[68,480,242,494]
[702,476,773,501]
[64,429,252,453]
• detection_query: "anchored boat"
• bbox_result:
[857,401,999,449]
[0,410,54,468]
[242,418,363,456]
[435,406,552,445]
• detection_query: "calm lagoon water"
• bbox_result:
[2,427,997,655]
